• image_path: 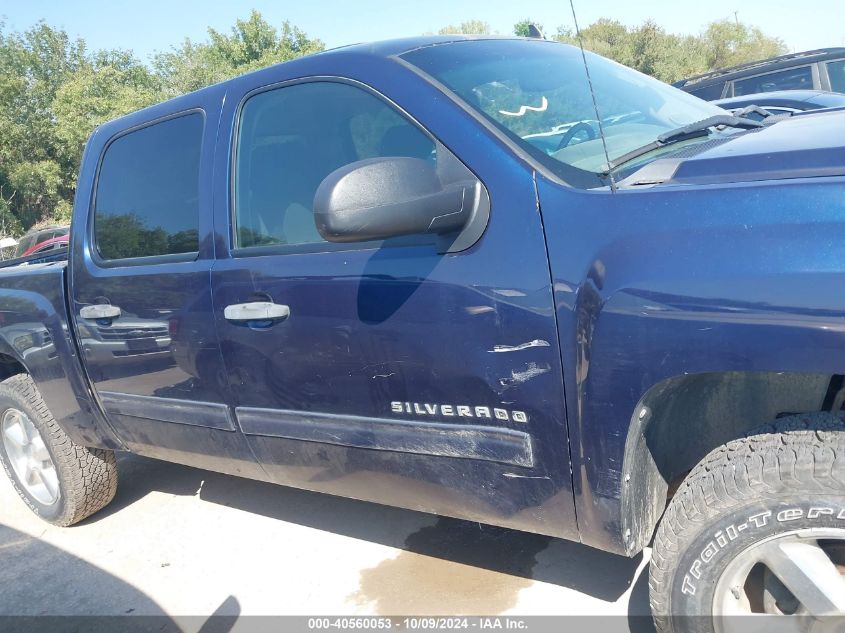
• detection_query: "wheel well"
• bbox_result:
[0,353,26,382]
[620,371,836,555]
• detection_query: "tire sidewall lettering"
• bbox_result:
[672,499,845,618]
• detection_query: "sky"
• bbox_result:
[1,0,842,63]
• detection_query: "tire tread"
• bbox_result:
[0,374,117,526]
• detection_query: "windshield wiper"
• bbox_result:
[603,114,763,173]
[734,105,772,119]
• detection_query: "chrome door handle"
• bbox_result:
[224,301,290,323]
[80,304,121,320]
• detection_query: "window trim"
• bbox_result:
[229,76,447,258]
[89,108,206,268]
[824,58,845,92]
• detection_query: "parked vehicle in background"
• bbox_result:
[2,36,845,631]
[20,234,69,257]
[675,47,845,100]
[714,89,845,120]
[14,225,69,258]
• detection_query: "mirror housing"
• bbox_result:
[313,157,489,253]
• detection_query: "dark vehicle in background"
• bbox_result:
[14,225,69,258]
[675,47,845,100]
[714,89,845,120]
[3,36,845,631]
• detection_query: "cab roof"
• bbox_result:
[319,34,538,58]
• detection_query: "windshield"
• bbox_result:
[402,39,727,187]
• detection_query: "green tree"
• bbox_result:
[0,193,23,242]
[437,20,492,35]
[95,213,169,260]
[556,18,632,62]
[554,18,786,83]
[0,12,322,237]
[699,19,786,70]
[0,22,87,231]
[53,51,163,170]
[154,11,324,96]
[514,19,544,38]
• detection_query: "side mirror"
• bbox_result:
[313,156,489,252]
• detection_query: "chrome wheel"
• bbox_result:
[1,407,60,505]
[714,528,845,633]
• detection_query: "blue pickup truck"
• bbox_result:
[2,35,845,630]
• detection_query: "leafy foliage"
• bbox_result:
[153,11,323,96]
[94,212,198,260]
[552,18,787,83]
[53,51,162,161]
[437,21,492,36]
[513,19,544,38]
[0,22,87,232]
[0,12,322,239]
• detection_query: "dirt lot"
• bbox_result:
[0,452,652,630]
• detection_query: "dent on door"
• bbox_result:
[215,259,574,536]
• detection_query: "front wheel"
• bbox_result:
[0,374,117,526]
[650,413,845,633]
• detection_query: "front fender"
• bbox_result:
[539,173,845,554]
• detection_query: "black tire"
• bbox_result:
[0,373,117,526]
[649,412,845,632]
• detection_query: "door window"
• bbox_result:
[732,66,813,96]
[93,113,203,261]
[234,81,435,249]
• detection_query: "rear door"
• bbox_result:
[210,65,577,538]
[69,90,264,480]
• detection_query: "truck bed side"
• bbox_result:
[0,261,121,449]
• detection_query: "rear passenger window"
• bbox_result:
[732,66,813,96]
[94,113,203,261]
[828,60,845,93]
[234,82,435,249]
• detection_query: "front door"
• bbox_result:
[211,74,576,538]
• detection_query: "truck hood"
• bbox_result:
[623,108,845,187]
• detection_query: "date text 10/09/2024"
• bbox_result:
[307,617,529,630]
